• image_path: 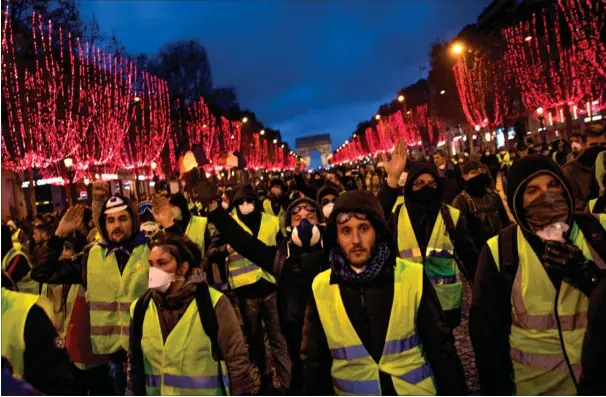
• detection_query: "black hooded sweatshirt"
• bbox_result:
[377,163,480,319]
[301,190,468,395]
[469,154,595,395]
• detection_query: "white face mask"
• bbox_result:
[239,202,255,215]
[140,221,159,238]
[221,201,229,210]
[535,222,569,243]
[291,223,322,248]
[571,142,582,152]
[484,151,491,156]
[171,207,183,221]
[322,203,334,218]
[148,266,175,293]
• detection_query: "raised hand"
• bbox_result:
[381,139,408,188]
[152,194,174,228]
[55,205,85,238]
[92,181,109,203]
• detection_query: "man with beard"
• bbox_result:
[168,193,210,253]
[470,155,606,395]
[32,186,180,395]
[206,190,324,393]
[206,185,291,393]
[562,121,606,210]
[30,223,52,262]
[452,160,510,251]
[379,140,479,328]
[300,190,467,395]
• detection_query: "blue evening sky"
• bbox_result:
[79,0,491,151]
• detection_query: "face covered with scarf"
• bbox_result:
[522,173,570,239]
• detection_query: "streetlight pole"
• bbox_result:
[63,157,76,206]
[536,107,546,143]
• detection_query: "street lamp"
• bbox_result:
[63,157,76,206]
[151,161,157,171]
[273,139,278,144]
[398,95,405,102]
[536,107,546,142]
[260,129,265,135]
[451,42,464,55]
[440,90,446,95]
[375,114,381,120]
[524,36,533,42]
[242,117,248,123]
[474,125,481,132]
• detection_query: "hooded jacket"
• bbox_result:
[315,186,340,206]
[301,190,468,395]
[169,193,192,233]
[562,146,606,210]
[469,154,592,395]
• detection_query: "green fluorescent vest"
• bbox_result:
[396,203,462,312]
[185,216,208,254]
[86,243,150,354]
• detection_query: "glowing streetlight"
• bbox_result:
[242,117,248,123]
[451,42,464,55]
[474,125,481,132]
[260,129,265,135]
[281,144,285,148]
[273,139,278,144]
[150,161,157,170]
[63,157,73,169]
[375,114,381,120]
[202,124,207,128]
[398,95,405,102]
[353,134,357,138]
[134,96,141,102]
[536,107,544,115]
[440,90,446,95]
[84,178,90,186]
[524,36,533,42]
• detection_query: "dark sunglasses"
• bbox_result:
[336,212,368,225]
[291,204,316,215]
[321,197,337,206]
[238,198,255,205]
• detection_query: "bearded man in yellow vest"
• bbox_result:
[301,190,468,395]
[169,193,210,253]
[206,184,292,393]
[1,271,79,394]
[471,155,606,395]
[379,139,480,329]
[32,184,182,395]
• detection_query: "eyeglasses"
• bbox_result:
[291,204,316,215]
[321,197,337,206]
[336,212,368,225]
[412,179,437,189]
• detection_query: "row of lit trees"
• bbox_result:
[1,7,299,182]
[332,0,605,164]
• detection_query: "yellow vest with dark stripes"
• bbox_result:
[487,217,606,395]
[2,247,38,295]
[263,199,287,236]
[1,289,54,379]
[131,288,230,395]
[227,212,279,289]
[312,258,437,395]
[185,216,208,254]
[86,243,150,354]
[396,203,462,312]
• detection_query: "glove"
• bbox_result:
[543,240,605,296]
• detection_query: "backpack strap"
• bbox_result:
[194,282,227,396]
[131,289,154,395]
[573,213,606,269]
[497,225,519,296]
[440,204,471,281]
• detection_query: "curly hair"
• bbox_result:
[149,231,203,272]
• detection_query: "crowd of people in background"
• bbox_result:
[2,120,606,395]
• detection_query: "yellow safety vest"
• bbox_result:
[185,216,208,254]
[263,199,287,236]
[1,289,54,379]
[487,220,606,395]
[11,229,21,244]
[588,198,597,213]
[86,243,150,354]
[391,196,405,214]
[396,204,462,312]
[227,212,279,289]
[312,258,437,395]
[1,247,39,295]
[131,288,230,395]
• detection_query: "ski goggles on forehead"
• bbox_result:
[321,197,337,206]
[138,203,153,215]
[291,204,316,215]
[336,212,368,225]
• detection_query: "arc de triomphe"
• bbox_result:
[295,134,332,167]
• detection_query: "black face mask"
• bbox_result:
[464,173,491,197]
[408,185,440,205]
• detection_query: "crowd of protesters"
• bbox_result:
[2,120,606,396]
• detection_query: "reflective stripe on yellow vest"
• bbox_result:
[228,212,278,289]
[396,203,462,312]
[1,289,53,379]
[487,223,604,395]
[2,247,39,295]
[131,288,230,395]
[263,199,287,236]
[87,243,150,354]
[185,216,208,254]
[312,258,436,395]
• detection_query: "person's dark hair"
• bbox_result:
[570,132,587,142]
[461,160,484,175]
[432,149,446,158]
[149,232,202,275]
[585,121,605,137]
[34,223,52,237]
